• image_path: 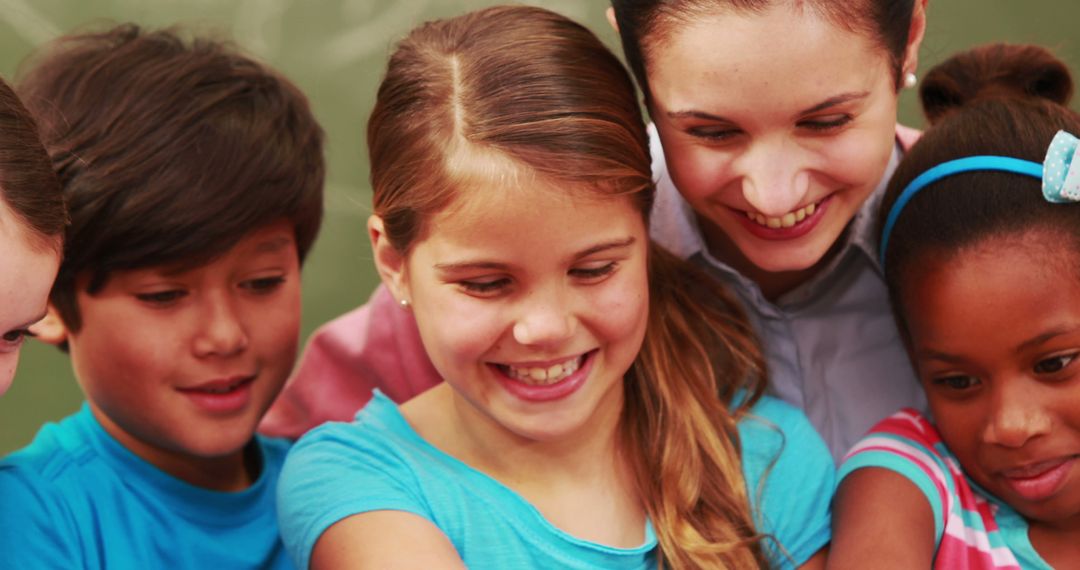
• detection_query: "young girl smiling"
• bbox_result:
[277,6,833,569]
[832,44,1080,568]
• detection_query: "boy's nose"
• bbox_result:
[193,297,249,357]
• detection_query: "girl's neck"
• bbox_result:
[403,383,646,547]
[1029,515,1080,568]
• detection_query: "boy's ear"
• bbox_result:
[30,304,69,346]
[368,215,411,305]
[605,7,619,33]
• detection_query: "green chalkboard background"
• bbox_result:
[2,0,1078,454]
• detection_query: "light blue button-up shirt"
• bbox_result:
[647,125,926,461]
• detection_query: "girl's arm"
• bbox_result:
[311,511,467,570]
[797,547,828,570]
[826,467,935,569]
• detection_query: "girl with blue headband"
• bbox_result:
[830,44,1080,569]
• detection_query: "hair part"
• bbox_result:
[878,43,1080,337]
[0,75,65,253]
[609,0,916,105]
[17,24,325,331]
[369,5,768,567]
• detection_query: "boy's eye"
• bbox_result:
[241,276,286,294]
[1034,353,1077,375]
[459,277,511,296]
[798,114,852,132]
[569,262,617,282]
[932,374,980,391]
[135,290,187,305]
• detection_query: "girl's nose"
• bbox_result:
[982,385,1052,448]
[512,289,575,348]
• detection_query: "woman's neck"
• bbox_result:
[698,213,848,301]
[1029,515,1080,568]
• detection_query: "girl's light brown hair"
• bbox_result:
[368,5,768,567]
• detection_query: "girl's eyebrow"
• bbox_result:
[1018,326,1080,352]
[434,237,637,273]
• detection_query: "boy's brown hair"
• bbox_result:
[18,24,324,331]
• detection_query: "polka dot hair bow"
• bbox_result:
[1043,130,1080,203]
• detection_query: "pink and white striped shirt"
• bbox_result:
[839,410,1050,569]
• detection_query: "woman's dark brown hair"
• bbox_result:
[0,75,64,252]
[609,0,917,103]
[369,5,768,567]
[17,24,325,331]
[879,43,1080,332]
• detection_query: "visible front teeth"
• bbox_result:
[506,356,581,386]
[747,202,817,229]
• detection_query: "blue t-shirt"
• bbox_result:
[278,391,833,569]
[0,403,295,569]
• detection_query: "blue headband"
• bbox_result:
[878,130,1080,264]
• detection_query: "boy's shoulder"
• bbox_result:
[0,404,99,482]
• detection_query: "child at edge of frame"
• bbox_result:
[0,23,324,570]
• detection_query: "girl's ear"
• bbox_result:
[29,304,68,346]
[368,215,411,305]
[902,0,929,79]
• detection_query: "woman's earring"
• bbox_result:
[903,71,917,89]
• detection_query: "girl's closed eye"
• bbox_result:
[931,373,981,393]
[458,276,512,297]
[1033,352,1078,375]
[1,328,34,348]
[569,261,617,282]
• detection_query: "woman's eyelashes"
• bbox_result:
[686,115,853,142]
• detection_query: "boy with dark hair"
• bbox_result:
[0,24,323,569]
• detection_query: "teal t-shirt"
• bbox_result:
[0,403,294,569]
[277,391,833,569]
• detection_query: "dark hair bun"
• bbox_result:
[920,43,1073,124]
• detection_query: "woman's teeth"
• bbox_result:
[746,202,816,228]
[505,356,581,385]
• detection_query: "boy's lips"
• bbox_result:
[177,375,256,414]
[1000,455,1077,502]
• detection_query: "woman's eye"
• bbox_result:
[932,375,980,391]
[569,262,616,281]
[242,276,286,294]
[799,115,852,132]
[687,126,741,142]
[135,290,186,305]
[459,278,511,296]
[1034,353,1077,374]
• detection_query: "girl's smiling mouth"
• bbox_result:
[491,351,597,402]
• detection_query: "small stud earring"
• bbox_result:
[903,71,917,89]
[399,298,410,309]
